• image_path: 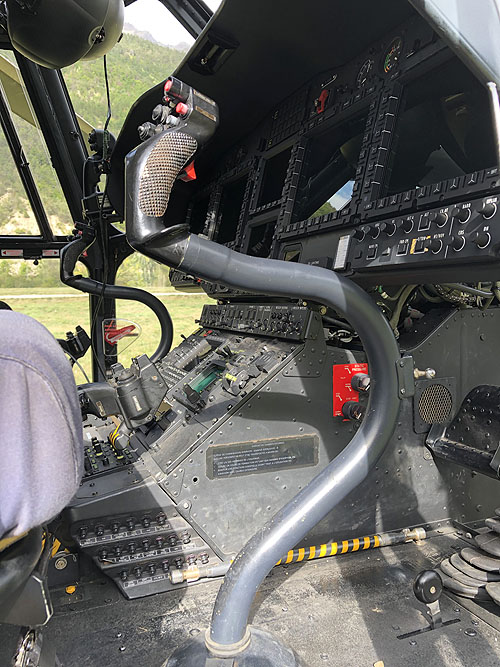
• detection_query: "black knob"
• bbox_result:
[79,526,88,539]
[351,373,370,392]
[480,202,497,219]
[120,570,128,581]
[161,560,170,572]
[133,566,142,579]
[451,235,466,251]
[95,524,104,537]
[453,207,471,223]
[428,238,443,254]
[430,212,448,227]
[126,518,135,531]
[353,228,365,241]
[156,513,167,526]
[368,225,380,239]
[473,231,491,249]
[138,122,156,141]
[142,539,150,552]
[151,104,169,123]
[128,543,136,554]
[341,401,366,421]
[399,218,414,233]
[111,522,120,534]
[413,570,442,604]
[380,221,396,236]
[142,517,151,528]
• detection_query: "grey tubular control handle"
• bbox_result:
[126,229,401,649]
[124,82,401,647]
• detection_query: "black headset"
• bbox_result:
[5,0,124,68]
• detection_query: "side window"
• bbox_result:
[0,116,41,235]
[0,259,91,383]
[115,254,212,365]
[0,52,73,236]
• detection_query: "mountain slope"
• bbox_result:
[64,33,185,137]
[0,34,185,238]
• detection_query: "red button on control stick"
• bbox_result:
[164,79,173,94]
[176,102,189,116]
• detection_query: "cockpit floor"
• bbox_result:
[1,531,500,666]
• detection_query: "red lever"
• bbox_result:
[179,161,197,182]
[315,89,329,114]
[164,79,173,93]
[104,323,138,345]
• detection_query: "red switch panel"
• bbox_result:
[332,363,368,416]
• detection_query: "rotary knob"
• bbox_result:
[380,221,396,236]
[479,202,497,220]
[429,212,448,227]
[399,218,414,233]
[368,225,380,239]
[473,231,491,249]
[353,228,365,241]
[453,207,471,224]
[451,235,466,251]
[428,238,443,254]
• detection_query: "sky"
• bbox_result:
[124,0,223,48]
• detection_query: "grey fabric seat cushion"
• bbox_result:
[0,311,83,539]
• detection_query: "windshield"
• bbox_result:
[63,0,223,138]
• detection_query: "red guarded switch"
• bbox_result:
[332,363,368,417]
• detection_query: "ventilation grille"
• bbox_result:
[418,383,453,424]
[139,132,197,217]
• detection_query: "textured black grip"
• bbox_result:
[138,131,197,217]
[60,237,88,284]
[413,570,442,603]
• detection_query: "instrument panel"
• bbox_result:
[167,12,500,290]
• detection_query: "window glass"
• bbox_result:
[115,254,212,366]
[0,259,91,383]
[0,52,73,235]
[63,6,188,138]
[0,118,40,235]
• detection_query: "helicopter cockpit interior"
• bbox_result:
[2,0,500,665]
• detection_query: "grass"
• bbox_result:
[4,289,213,383]
[0,287,85,296]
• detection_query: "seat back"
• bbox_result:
[0,311,83,542]
[0,311,83,625]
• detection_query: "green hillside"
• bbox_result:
[64,32,184,137]
[0,34,185,288]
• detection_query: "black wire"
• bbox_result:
[89,55,112,379]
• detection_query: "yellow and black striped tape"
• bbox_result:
[275,534,381,566]
[109,424,119,446]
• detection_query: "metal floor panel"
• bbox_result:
[2,534,500,666]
